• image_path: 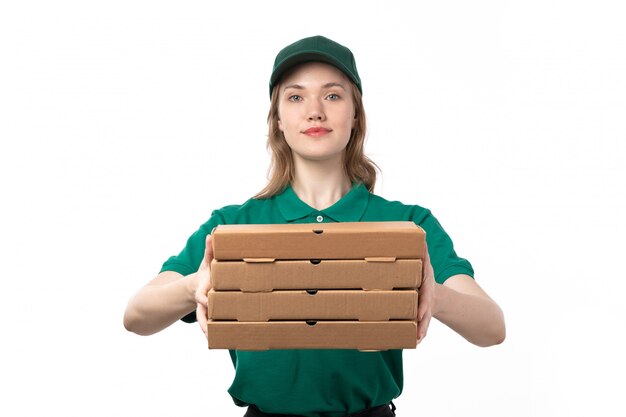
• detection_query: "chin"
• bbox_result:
[294,143,346,158]
[297,150,344,162]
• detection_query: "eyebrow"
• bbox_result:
[283,82,347,92]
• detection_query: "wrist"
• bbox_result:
[185,272,199,302]
[432,283,444,317]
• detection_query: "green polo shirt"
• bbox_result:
[160,181,473,417]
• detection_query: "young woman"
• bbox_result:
[124,35,505,417]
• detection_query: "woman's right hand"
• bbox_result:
[195,234,214,337]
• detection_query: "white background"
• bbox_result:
[1,1,625,416]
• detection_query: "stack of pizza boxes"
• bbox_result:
[206,221,425,351]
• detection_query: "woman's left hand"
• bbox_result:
[417,243,435,344]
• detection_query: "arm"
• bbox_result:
[433,274,505,347]
[123,271,199,336]
[123,235,214,336]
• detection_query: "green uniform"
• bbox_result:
[160,182,473,417]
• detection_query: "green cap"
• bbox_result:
[269,35,362,98]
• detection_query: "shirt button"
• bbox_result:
[316,215,324,222]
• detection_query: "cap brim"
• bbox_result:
[270,51,358,92]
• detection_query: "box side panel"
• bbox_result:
[208,290,418,321]
[212,222,425,260]
[211,259,422,291]
[206,321,417,350]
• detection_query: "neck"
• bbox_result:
[291,154,352,211]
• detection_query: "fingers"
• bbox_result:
[197,301,208,337]
[206,234,214,269]
[195,286,209,335]
[200,235,214,270]
[418,291,428,321]
[197,239,214,296]
[417,241,434,343]
[422,243,434,283]
[196,233,214,338]
[417,308,431,344]
[195,285,209,306]
[419,245,434,320]
[417,285,432,341]
[418,273,434,321]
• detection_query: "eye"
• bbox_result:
[326,93,340,101]
[288,95,302,102]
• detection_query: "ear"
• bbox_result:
[278,118,283,131]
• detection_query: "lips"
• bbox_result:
[303,127,332,136]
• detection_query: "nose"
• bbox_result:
[307,99,326,121]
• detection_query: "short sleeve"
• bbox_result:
[159,209,226,323]
[414,209,474,284]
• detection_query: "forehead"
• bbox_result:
[280,62,350,87]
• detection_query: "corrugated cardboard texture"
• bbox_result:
[207,289,418,321]
[211,221,425,261]
[211,259,422,291]
[206,321,417,350]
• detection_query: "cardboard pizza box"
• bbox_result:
[207,289,418,321]
[206,320,418,350]
[211,221,425,261]
[210,258,422,291]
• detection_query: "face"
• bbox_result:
[277,62,356,164]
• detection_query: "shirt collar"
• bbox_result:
[274,181,370,222]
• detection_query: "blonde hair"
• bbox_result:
[252,80,380,199]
